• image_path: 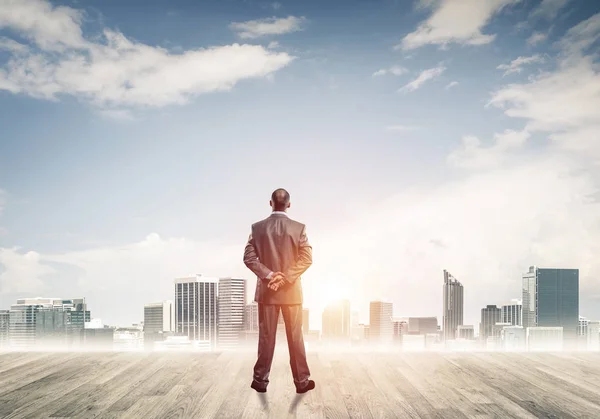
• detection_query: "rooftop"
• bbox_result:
[0,350,598,418]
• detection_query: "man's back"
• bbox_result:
[244,212,312,305]
[244,188,315,395]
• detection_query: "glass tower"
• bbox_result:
[522,266,579,342]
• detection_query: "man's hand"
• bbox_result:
[268,272,287,291]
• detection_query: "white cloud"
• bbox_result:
[0,0,294,109]
[445,81,458,89]
[97,109,135,121]
[496,54,545,76]
[372,65,408,77]
[385,124,420,132]
[267,41,280,49]
[229,16,306,39]
[0,0,86,51]
[271,2,282,10]
[447,129,530,169]
[527,31,548,46]
[0,248,53,294]
[557,13,600,58]
[398,66,445,93]
[400,0,520,50]
[530,0,572,20]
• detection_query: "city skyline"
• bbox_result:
[1,0,600,330]
[0,265,588,335]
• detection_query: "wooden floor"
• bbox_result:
[1,349,600,419]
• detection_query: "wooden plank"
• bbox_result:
[0,352,120,419]
[59,353,166,418]
[2,351,600,418]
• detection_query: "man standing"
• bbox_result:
[243,188,315,394]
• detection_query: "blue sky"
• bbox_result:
[1,0,599,330]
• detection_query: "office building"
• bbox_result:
[407,317,438,335]
[144,301,174,350]
[217,277,246,350]
[144,301,174,333]
[322,300,351,340]
[578,315,588,337]
[480,305,502,341]
[588,321,600,351]
[501,326,526,351]
[9,298,89,349]
[393,318,408,344]
[245,302,259,332]
[456,325,474,340]
[0,310,9,349]
[522,266,579,345]
[302,308,310,334]
[174,275,218,348]
[526,327,563,351]
[369,301,393,343]
[443,270,463,341]
[502,299,522,326]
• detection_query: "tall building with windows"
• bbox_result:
[443,270,463,341]
[174,275,218,348]
[144,301,175,333]
[245,302,259,332]
[217,277,246,350]
[502,299,522,326]
[144,301,175,350]
[369,301,393,343]
[456,325,474,340]
[522,266,579,344]
[480,305,502,341]
[0,310,9,349]
[322,300,351,340]
[9,298,90,349]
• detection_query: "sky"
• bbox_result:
[0,0,599,331]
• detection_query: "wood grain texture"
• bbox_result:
[1,349,600,419]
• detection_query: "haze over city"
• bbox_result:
[1,0,600,332]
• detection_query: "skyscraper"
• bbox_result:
[322,300,351,340]
[501,299,522,326]
[480,305,502,341]
[245,302,259,332]
[522,266,579,343]
[217,277,246,350]
[369,300,393,343]
[174,275,218,348]
[443,270,463,341]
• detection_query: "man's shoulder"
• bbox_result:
[251,216,305,229]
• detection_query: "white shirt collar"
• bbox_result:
[271,211,288,217]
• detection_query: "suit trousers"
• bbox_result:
[253,303,310,388]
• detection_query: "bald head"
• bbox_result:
[270,188,291,212]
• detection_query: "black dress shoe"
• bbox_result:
[296,380,315,394]
[251,381,267,393]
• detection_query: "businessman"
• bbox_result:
[243,188,315,394]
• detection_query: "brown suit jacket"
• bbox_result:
[243,212,312,305]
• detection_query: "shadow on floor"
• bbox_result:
[258,393,268,410]
[289,394,304,413]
